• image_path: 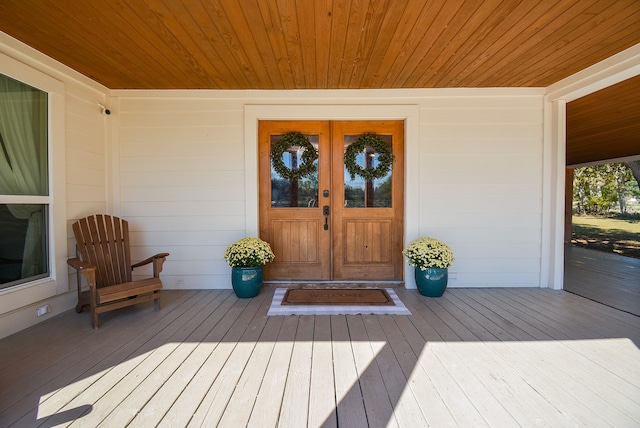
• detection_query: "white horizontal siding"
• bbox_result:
[453,272,541,287]
[418,95,543,288]
[120,110,244,128]
[114,90,544,289]
[121,186,244,203]
[423,183,541,199]
[425,123,542,140]
[121,170,244,187]
[120,139,243,157]
[120,155,244,172]
[424,138,542,154]
[422,170,542,185]
[423,105,541,122]
[117,96,250,289]
[118,124,243,144]
[423,198,542,214]
[121,201,245,217]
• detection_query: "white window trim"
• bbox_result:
[0,52,67,304]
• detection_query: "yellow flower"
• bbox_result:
[223,237,275,267]
[403,237,454,270]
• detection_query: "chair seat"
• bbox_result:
[97,277,162,305]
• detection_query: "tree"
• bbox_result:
[610,163,632,213]
[573,163,634,215]
[624,160,640,192]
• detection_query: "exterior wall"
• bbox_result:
[112,89,545,290]
[420,96,544,287]
[0,33,110,338]
[113,95,247,288]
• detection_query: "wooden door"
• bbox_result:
[259,120,404,281]
[259,121,331,280]
[331,121,404,280]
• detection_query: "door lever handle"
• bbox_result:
[323,205,329,230]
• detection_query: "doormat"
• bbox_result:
[283,288,395,305]
[267,288,411,316]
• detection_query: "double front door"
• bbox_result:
[259,120,404,281]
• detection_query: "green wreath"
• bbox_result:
[344,132,395,181]
[270,132,318,181]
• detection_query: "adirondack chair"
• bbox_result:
[67,214,169,329]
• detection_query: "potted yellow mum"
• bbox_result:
[223,237,275,298]
[403,237,454,297]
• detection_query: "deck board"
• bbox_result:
[217,315,283,427]
[565,246,640,316]
[1,288,639,427]
[346,316,398,428]
[414,296,537,426]
[307,316,337,428]
[126,290,238,427]
[363,315,426,427]
[247,316,297,428]
[187,291,271,427]
[331,315,369,428]
[278,316,315,428]
[424,293,562,425]
[400,292,490,427]
[388,315,458,427]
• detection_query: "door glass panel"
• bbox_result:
[270,134,319,207]
[343,134,393,208]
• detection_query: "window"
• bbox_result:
[0,73,49,289]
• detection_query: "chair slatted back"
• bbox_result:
[72,214,132,288]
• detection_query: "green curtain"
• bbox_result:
[0,74,48,278]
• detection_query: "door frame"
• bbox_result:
[244,104,421,287]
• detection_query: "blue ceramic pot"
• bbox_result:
[415,267,448,297]
[231,266,263,298]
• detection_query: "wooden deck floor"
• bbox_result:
[1,288,639,427]
[565,246,640,316]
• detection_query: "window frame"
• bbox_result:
[0,51,67,300]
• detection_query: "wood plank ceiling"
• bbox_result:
[567,75,640,166]
[1,0,638,90]
[0,0,639,164]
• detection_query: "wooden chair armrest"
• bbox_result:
[67,257,96,273]
[131,253,169,268]
[132,253,169,277]
[67,257,97,290]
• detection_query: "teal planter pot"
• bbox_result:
[415,267,448,297]
[231,266,263,298]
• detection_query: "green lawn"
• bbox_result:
[571,214,640,259]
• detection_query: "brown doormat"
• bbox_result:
[282,288,395,306]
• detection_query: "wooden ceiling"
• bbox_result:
[0,1,639,165]
[567,75,640,166]
[0,1,638,90]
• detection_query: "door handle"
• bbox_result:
[323,205,329,230]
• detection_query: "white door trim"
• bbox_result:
[244,104,421,287]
